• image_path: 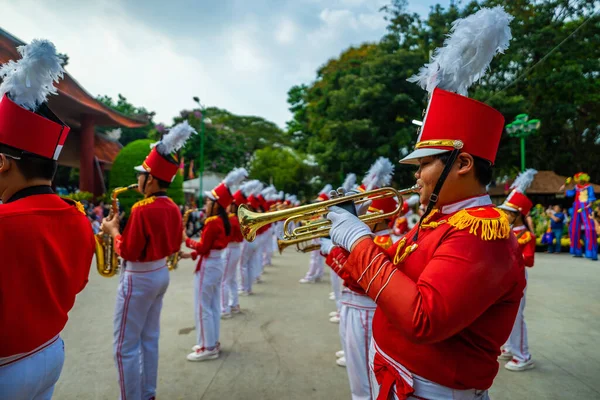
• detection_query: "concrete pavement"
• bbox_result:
[53,251,600,400]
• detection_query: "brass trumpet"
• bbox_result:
[239,186,420,247]
[277,237,321,254]
[95,184,139,277]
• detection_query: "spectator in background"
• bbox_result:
[547,205,565,253]
[89,215,101,235]
[94,201,105,221]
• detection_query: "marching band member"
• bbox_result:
[182,168,246,361]
[324,8,525,399]
[0,39,95,399]
[324,158,396,397]
[299,184,332,284]
[221,169,249,319]
[328,174,358,323]
[239,181,264,295]
[103,121,193,399]
[258,185,277,276]
[498,170,537,371]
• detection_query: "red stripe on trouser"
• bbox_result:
[117,274,133,400]
[198,259,207,348]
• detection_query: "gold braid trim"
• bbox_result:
[392,238,418,265]
[132,196,156,209]
[447,207,510,241]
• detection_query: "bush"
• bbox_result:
[63,191,94,202]
[109,139,184,216]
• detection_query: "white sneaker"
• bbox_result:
[239,290,250,296]
[504,358,535,371]
[231,305,242,314]
[299,278,314,284]
[187,348,219,361]
[255,277,263,284]
[221,313,232,319]
[192,345,201,352]
[329,311,339,317]
[329,315,340,324]
[335,350,344,358]
[329,294,336,300]
[497,349,513,361]
[329,292,334,297]
[336,357,346,367]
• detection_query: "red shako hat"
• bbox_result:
[0,39,70,160]
[206,167,248,208]
[499,169,537,215]
[135,121,196,182]
[400,7,513,166]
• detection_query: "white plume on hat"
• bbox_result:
[223,167,248,189]
[406,194,421,207]
[241,180,263,197]
[260,185,277,197]
[153,121,197,155]
[0,39,65,112]
[363,157,394,191]
[408,6,513,96]
[318,184,332,196]
[510,169,537,193]
[342,173,357,192]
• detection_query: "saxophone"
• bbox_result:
[94,184,139,277]
[167,208,197,271]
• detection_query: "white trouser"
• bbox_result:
[253,234,265,281]
[114,260,169,400]
[303,242,324,281]
[339,290,376,400]
[0,336,64,400]
[263,227,274,266]
[221,243,242,314]
[330,269,342,311]
[272,223,279,252]
[369,340,490,400]
[195,250,225,350]
[504,269,530,362]
[240,239,259,293]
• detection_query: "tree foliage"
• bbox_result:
[287,0,600,185]
[249,146,317,198]
[171,107,287,176]
[96,94,155,146]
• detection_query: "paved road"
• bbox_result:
[53,251,600,400]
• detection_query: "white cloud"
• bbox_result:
[275,18,298,45]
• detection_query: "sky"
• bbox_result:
[2,0,451,129]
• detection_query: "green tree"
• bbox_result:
[170,107,286,176]
[108,139,184,217]
[96,94,154,146]
[249,146,317,199]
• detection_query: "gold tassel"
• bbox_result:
[518,231,532,245]
[75,201,86,215]
[447,208,510,241]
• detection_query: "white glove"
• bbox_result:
[326,206,373,252]
[320,237,334,255]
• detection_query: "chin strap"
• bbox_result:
[412,148,461,241]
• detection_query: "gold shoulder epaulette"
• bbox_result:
[374,235,393,250]
[204,215,219,224]
[132,196,155,209]
[61,198,87,215]
[517,231,533,245]
[447,207,510,241]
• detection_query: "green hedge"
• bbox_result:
[109,139,184,216]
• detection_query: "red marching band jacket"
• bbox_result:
[229,213,244,243]
[115,196,183,263]
[513,226,535,267]
[186,215,229,271]
[0,195,95,359]
[328,199,526,398]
